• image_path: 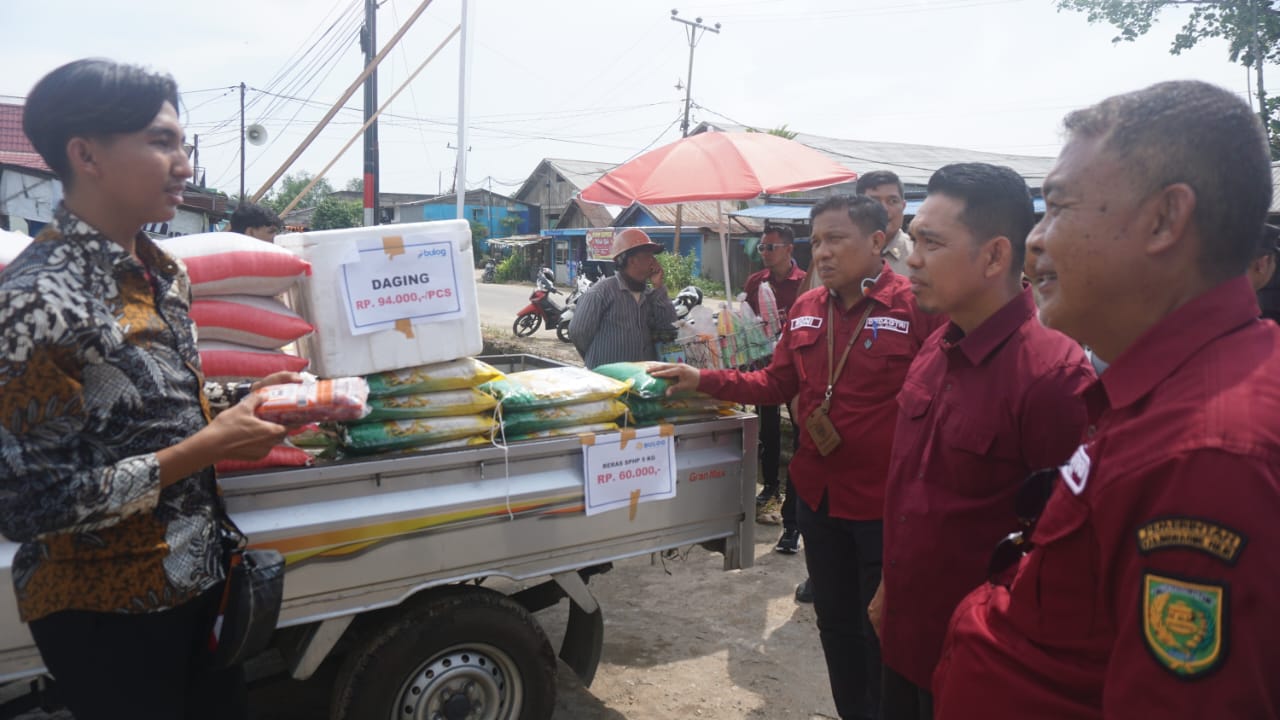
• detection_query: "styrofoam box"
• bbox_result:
[277,220,482,378]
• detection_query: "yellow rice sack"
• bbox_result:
[365,358,503,397]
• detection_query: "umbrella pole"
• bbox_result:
[718,200,733,310]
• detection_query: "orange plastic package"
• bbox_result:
[254,377,370,425]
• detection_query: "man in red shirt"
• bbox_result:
[655,196,945,719]
[870,163,1094,719]
[933,80,1280,718]
[742,224,808,546]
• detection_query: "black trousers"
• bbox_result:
[782,417,800,531]
[29,585,247,720]
[757,404,782,495]
[882,664,934,720]
[797,493,883,720]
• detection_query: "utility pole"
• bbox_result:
[238,82,246,201]
[670,9,720,254]
[362,0,381,226]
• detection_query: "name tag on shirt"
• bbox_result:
[1060,444,1092,495]
[791,316,823,331]
[866,316,910,334]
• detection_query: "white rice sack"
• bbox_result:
[158,232,311,297]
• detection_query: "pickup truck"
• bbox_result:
[0,354,758,720]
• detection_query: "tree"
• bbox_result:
[1058,0,1280,156]
[469,220,489,263]
[499,214,521,237]
[311,197,363,230]
[747,124,799,140]
[265,172,335,214]
[344,177,364,193]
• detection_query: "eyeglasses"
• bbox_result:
[759,243,791,252]
[986,467,1059,585]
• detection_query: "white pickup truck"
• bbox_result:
[0,354,758,720]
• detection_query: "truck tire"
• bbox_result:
[330,587,557,720]
[513,314,541,337]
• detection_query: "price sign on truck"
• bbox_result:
[582,426,677,516]
[340,234,464,335]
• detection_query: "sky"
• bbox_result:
[0,0,1265,201]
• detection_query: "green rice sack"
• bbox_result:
[507,422,620,442]
[342,414,496,453]
[365,358,503,397]
[499,399,628,438]
[628,397,737,424]
[360,388,498,423]
[480,367,630,411]
[591,361,700,400]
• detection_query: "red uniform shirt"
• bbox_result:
[933,278,1280,719]
[743,261,807,318]
[881,287,1094,689]
[699,263,945,520]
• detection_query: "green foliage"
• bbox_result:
[499,215,521,237]
[658,251,725,298]
[747,123,799,140]
[311,198,362,230]
[344,177,364,193]
[265,172,334,214]
[495,251,530,283]
[469,221,489,267]
[1056,0,1280,156]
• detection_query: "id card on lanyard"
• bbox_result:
[805,297,876,456]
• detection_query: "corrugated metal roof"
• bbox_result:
[630,201,765,233]
[693,122,1056,187]
[0,104,51,174]
[734,197,1047,221]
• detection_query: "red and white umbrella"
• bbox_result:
[579,131,856,297]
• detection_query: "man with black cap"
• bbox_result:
[568,228,679,368]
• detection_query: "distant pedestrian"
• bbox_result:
[229,201,282,242]
[568,228,678,368]
[857,171,914,276]
[743,225,807,547]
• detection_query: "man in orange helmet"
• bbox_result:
[568,228,679,368]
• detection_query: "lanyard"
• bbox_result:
[823,296,877,413]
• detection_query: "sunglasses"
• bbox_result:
[759,243,791,252]
[986,467,1059,585]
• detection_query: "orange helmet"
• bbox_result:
[610,228,665,264]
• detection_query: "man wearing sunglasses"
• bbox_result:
[742,225,807,546]
[870,163,1094,719]
[932,81,1280,718]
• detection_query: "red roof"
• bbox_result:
[0,103,51,174]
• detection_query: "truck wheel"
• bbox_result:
[330,587,557,720]
[556,320,571,343]
[513,314,541,337]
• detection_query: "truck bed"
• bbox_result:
[0,354,758,684]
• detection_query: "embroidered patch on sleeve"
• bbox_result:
[1136,517,1246,566]
[1143,572,1227,679]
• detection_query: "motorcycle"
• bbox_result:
[513,268,572,342]
[481,259,496,283]
[554,272,597,343]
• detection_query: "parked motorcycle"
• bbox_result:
[672,285,704,320]
[513,268,572,342]
[555,273,599,341]
[481,259,496,283]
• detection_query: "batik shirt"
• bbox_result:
[0,205,224,622]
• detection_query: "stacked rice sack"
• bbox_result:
[593,362,736,426]
[341,358,502,454]
[158,232,313,380]
[0,228,32,272]
[480,367,630,441]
